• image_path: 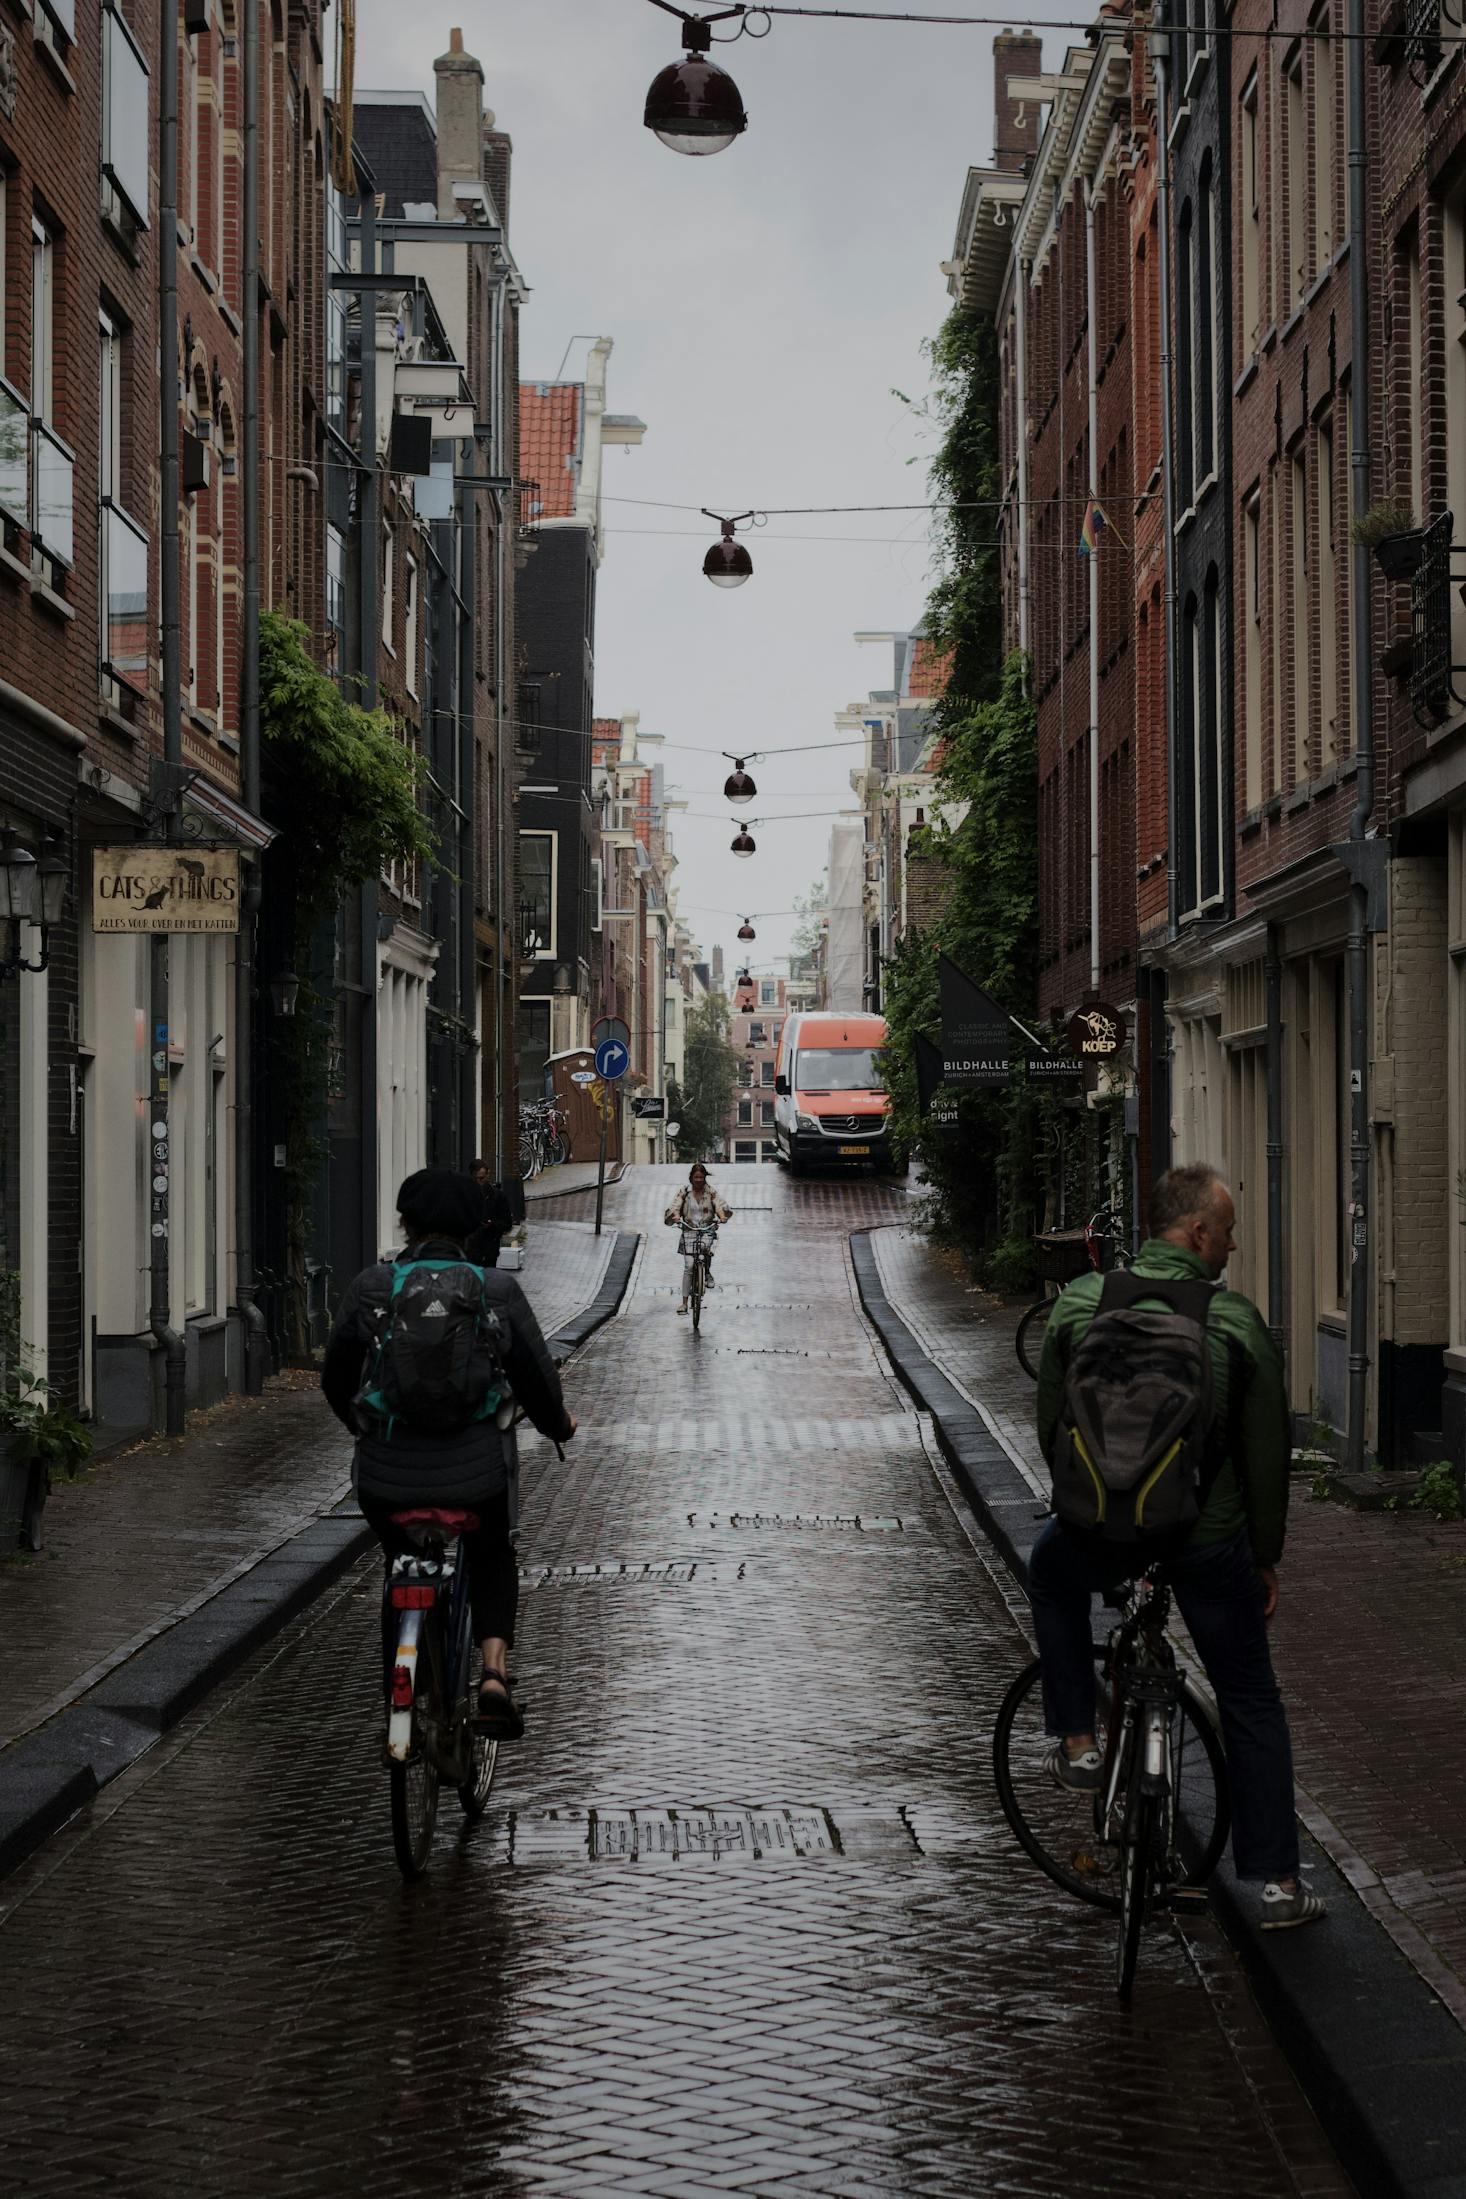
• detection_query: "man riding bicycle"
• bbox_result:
[1032,1163,1325,1930]
[322,1168,576,1739]
[664,1163,731,1316]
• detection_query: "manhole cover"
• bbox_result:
[685,1511,907,1532]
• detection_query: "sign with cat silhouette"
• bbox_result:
[92,846,240,933]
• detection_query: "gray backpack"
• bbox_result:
[1049,1271,1219,1547]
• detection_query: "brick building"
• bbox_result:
[591,710,678,1165]
[724,972,788,1164]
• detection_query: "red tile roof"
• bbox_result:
[518,383,582,520]
[907,638,952,700]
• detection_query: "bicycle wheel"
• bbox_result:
[457,1646,499,1817]
[690,1257,702,1333]
[517,1127,538,1179]
[390,1617,442,1880]
[993,1658,1229,1911]
[1117,1779,1163,2004]
[1015,1296,1053,1380]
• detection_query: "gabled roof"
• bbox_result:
[519,384,584,521]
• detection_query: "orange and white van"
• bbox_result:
[773,1012,895,1173]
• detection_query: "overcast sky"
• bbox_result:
[354,0,1072,987]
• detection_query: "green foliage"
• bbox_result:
[675,995,742,1162]
[979,1236,1037,1297]
[260,612,438,1357]
[259,611,436,945]
[0,1267,91,1476]
[1389,1460,1465,1522]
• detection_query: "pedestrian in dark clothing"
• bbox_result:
[321,1167,575,1737]
[465,1156,511,1268]
[1032,1162,1325,1929]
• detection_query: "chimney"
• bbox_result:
[434,28,486,221]
[994,30,1042,175]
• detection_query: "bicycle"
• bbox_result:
[993,1565,1230,2003]
[382,1505,499,1879]
[517,1099,571,1180]
[1015,1206,1133,1380]
[681,1219,718,1333]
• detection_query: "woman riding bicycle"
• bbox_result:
[664,1163,731,1316]
[321,1168,576,1739]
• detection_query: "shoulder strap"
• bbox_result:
[1096,1268,1214,1327]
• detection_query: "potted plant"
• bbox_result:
[1351,498,1425,581]
[0,1267,92,1551]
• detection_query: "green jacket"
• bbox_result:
[1035,1240,1292,1566]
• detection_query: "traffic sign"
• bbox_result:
[592,1014,631,1052]
[595,1037,630,1082]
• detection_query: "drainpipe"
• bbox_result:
[1153,37,1181,944]
[234,0,266,1393]
[150,0,187,1438]
[1015,257,1033,663]
[1084,175,1101,998]
[458,454,478,1162]
[493,275,510,1180]
[1265,923,1286,1364]
[357,193,381,1262]
[1345,0,1375,1470]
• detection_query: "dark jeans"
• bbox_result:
[1027,1519,1300,1882]
[363,1491,519,1666]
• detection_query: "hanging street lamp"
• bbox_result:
[730,823,757,857]
[702,510,754,587]
[737,916,756,941]
[723,756,758,802]
[643,5,750,156]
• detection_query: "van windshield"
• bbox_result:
[795,1046,884,1092]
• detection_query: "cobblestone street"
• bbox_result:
[0,1171,1349,2197]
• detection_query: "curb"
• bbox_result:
[0,1232,643,1886]
[525,1159,627,1204]
[850,1229,1466,2199]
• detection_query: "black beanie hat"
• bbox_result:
[396,1168,485,1244]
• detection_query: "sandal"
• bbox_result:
[474,1669,525,1739]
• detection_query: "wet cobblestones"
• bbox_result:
[0,1170,1350,2196]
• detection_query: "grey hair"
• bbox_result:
[1147,1163,1228,1237]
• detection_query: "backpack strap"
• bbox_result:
[1096,1267,1214,1331]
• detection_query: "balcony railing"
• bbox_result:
[102,498,149,688]
[1411,510,1464,728]
[0,378,27,533]
[32,422,75,568]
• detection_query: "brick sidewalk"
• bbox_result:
[0,1220,614,1754]
[872,1223,1466,2029]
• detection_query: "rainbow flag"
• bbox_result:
[1077,498,1109,556]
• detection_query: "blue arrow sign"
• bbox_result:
[594,1037,630,1082]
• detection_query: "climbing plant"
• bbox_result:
[259,613,438,1354]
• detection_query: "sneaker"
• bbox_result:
[1045,1741,1102,1793]
[676,1299,688,1316]
[1260,1880,1327,1929]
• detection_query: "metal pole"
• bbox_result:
[1345,0,1376,1470]
[457,484,478,1159]
[1084,175,1101,998]
[234,0,266,1392]
[594,1099,608,1239]
[151,0,187,1438]
[1153,37,1181,944]
[357,192,381,1263]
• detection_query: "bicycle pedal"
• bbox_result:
[1166,1885,1211,1916]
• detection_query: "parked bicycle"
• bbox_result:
[681,1219,718,1334]
[1015,1206,1132,1379]
[516,1098,570,1180]
[993,1564,1230,2002]
[382,1504,499,1879]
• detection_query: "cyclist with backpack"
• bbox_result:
[321,1167,576,1740]
[1031,1163,1325,1929]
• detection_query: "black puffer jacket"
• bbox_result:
[321,1239,574,1507]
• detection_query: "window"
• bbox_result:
[1406,226,1423,520]
[102,10,152,232]
[794,1046,884,1091]
[1240,78,1261,356]
[760,1098,775,1126]
[32,222,55,424]
[749,1020,765,1046]
[404,555,419,696]
[761,981,775,1005]
[1317,415,1338,765]
[1196,162,1216,483]
[1269,466,1284,794]
[30,219,72,571]
[737,1098,753,1126]
[100,313,146,691]
[733,1140,758,1163]
[1286,47,1307,308]
[519,1001,551,1103]
[519,830,554,957]
[1313,15,1334,272]
[761,1060,775,1088]
[1177,202,1194,508]
[1243,492,1262,810]
[381,520,394,649]
[1291,448,1310,779]
[1446,183,1466,684]
[326,524,345,668]
[591,856,603,930]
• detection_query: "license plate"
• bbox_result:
[838,1144,871,1155]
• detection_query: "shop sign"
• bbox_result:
[1066,1001,1127,1058]
[939,954,1010,1087]
[92,845,240,933]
